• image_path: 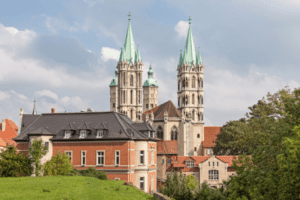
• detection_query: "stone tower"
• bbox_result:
[109,67,118,112]
[109,13,143,122]
[143,65,158,112]
[177,17,205,156]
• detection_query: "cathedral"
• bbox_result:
[109,15,205,157]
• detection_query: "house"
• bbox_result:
[14,108,158,193]
[0,118,18,152]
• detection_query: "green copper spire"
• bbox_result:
[122,12,137,64]
[196,47,202,65]
[182,16,196,67]
[110,67,118,86]
[177,50,183,68]
[135,45,141,62]
[143,65,158,87]
[119,47,123,62]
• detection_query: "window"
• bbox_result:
[151,104,153,108]
[194,147,197,152]
[151,151,154,165]
[162,159,164,164]
[171,127,177,140]
[192,94,195,104]
[186,161,195,168]
[81,151,86,166]
[80,130,87,138]
[140,151,144,165]
[97,130,105,138]
[217,162,219,166]
[157,126,164,140]
[140,177,144,191]
[209,170,219,180]
[97,151,104,165]
[65,151,72,163]
[197,134,200,138]
[151,94,154,98]
[151,174,154,192]
[113,103,115,108]
[130,110,133,120]
[130,75,133,86]
[115,178,120,180]
[115,151,120,165]
[45,142,49,151]
[64,130,71,139]
[167,158,171,164]
[192,77,195,88]
[130,90,133,104]
[146,104,148,109]
[192,110,195,121]
[207,149,211,155]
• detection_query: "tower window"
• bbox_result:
[197,134,200,138]
[130,75,133,86]
[192,77,195,88]
[146,104,148,109]
[192,94,195,104]
[171,127,177,140]
[130,90,133,104]
[113,103,115,108]
[151,104,153,108]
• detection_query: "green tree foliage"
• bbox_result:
[216,86,300,199]
[43,151,73,176]
[79,167,108,180]
[0,146,33,177]
[28,139,47,177]
[194,182,226,200]
[161,171,194,200]
[186,175,199,191]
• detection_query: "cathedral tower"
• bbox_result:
[143,65,158,112]
[109,67,118,112]
[177,17,205,156]
[109,13,143,122]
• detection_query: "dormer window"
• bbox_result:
[186,161,195,168]
[97,130,105,138]
[64,130,71,139]
[80,130,87,138]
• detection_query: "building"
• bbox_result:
[0,118,18,152]
[14,108,158,193]
[202,126,222,156]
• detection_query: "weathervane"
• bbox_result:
[189,16,191,24]
[128,12,131,21]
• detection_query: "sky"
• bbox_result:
[1,0,300,127]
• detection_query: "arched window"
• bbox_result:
[130,90,133,104]
[171,127,178,140]
[192,77,195,88]
[157,126,164,140]
[192,110,195,121]
[194,147,197,152]
[123,91,125,103]
[186,78,188,87]
[198,95,200,105]
[192,94,195,104]
[182,80,185,88]
[178,97,180,107]
[130,110,133,119]
[123,72,125,85]
[130,75,133,86]
[198,78,200,89]
[209,170,219,180]
[178,81,180,90]
[186,95,189,105]
[198,113,200,121]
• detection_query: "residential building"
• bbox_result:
[14,108,158,193]
[0,118,18,151]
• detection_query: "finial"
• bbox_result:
[128,12,131,21]
[188,16,191,24]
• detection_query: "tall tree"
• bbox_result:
[28,139,47,177]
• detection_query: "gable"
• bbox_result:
[142,100,181,120]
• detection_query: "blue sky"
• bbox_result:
[1,0,300,127]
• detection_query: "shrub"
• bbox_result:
[43,151,73,176]
[79,167,108,180]
[28,139,47,177]
[0,146,33,177]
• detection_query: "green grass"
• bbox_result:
[0,176,154,200]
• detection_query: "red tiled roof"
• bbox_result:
[142,100,181,121]
[175,156,211,166]
[173,163,186,167]
[157,140,178,154]
[0,138,6,147]
[0,119,18,147]
[203,126,222,148]
[216,155,251,167]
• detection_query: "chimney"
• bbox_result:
[51,108,55,113]
[87,108,93,112]
[1,119,5,132]
[18,108,24,135]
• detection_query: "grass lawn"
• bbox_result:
[0,176,154,200]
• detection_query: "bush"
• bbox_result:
[69,168,81,176]
[0,146,33,177]
[43,151,73,176]
[79,167,108,180]
[194,182,226,200]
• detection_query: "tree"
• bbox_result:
[0,146,33,177]
[221,86,300,199]
[194,182,226,200]
[28,139,47,177]
[43,151,73,176]
[186,175,198,191]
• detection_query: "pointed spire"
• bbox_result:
[123,12,136,64]
[32,100,37,115]
[182,16,196,67]
[119,47,123,62]
[178,50,183,68]
[197,47,202,65]
[135,45,141,62]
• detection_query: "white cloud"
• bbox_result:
[101,47,121,62]
[174,21,189,37]
[34,90,59,101]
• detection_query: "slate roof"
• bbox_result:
[157,140,178,154]
[28,127,54,135]
[142,100,181,121]
[13,111,158,142]
[203,126,222,148]
[131,121,155,132]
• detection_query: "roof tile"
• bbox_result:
[203,126,222,148]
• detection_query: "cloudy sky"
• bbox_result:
[1,0,300,127]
